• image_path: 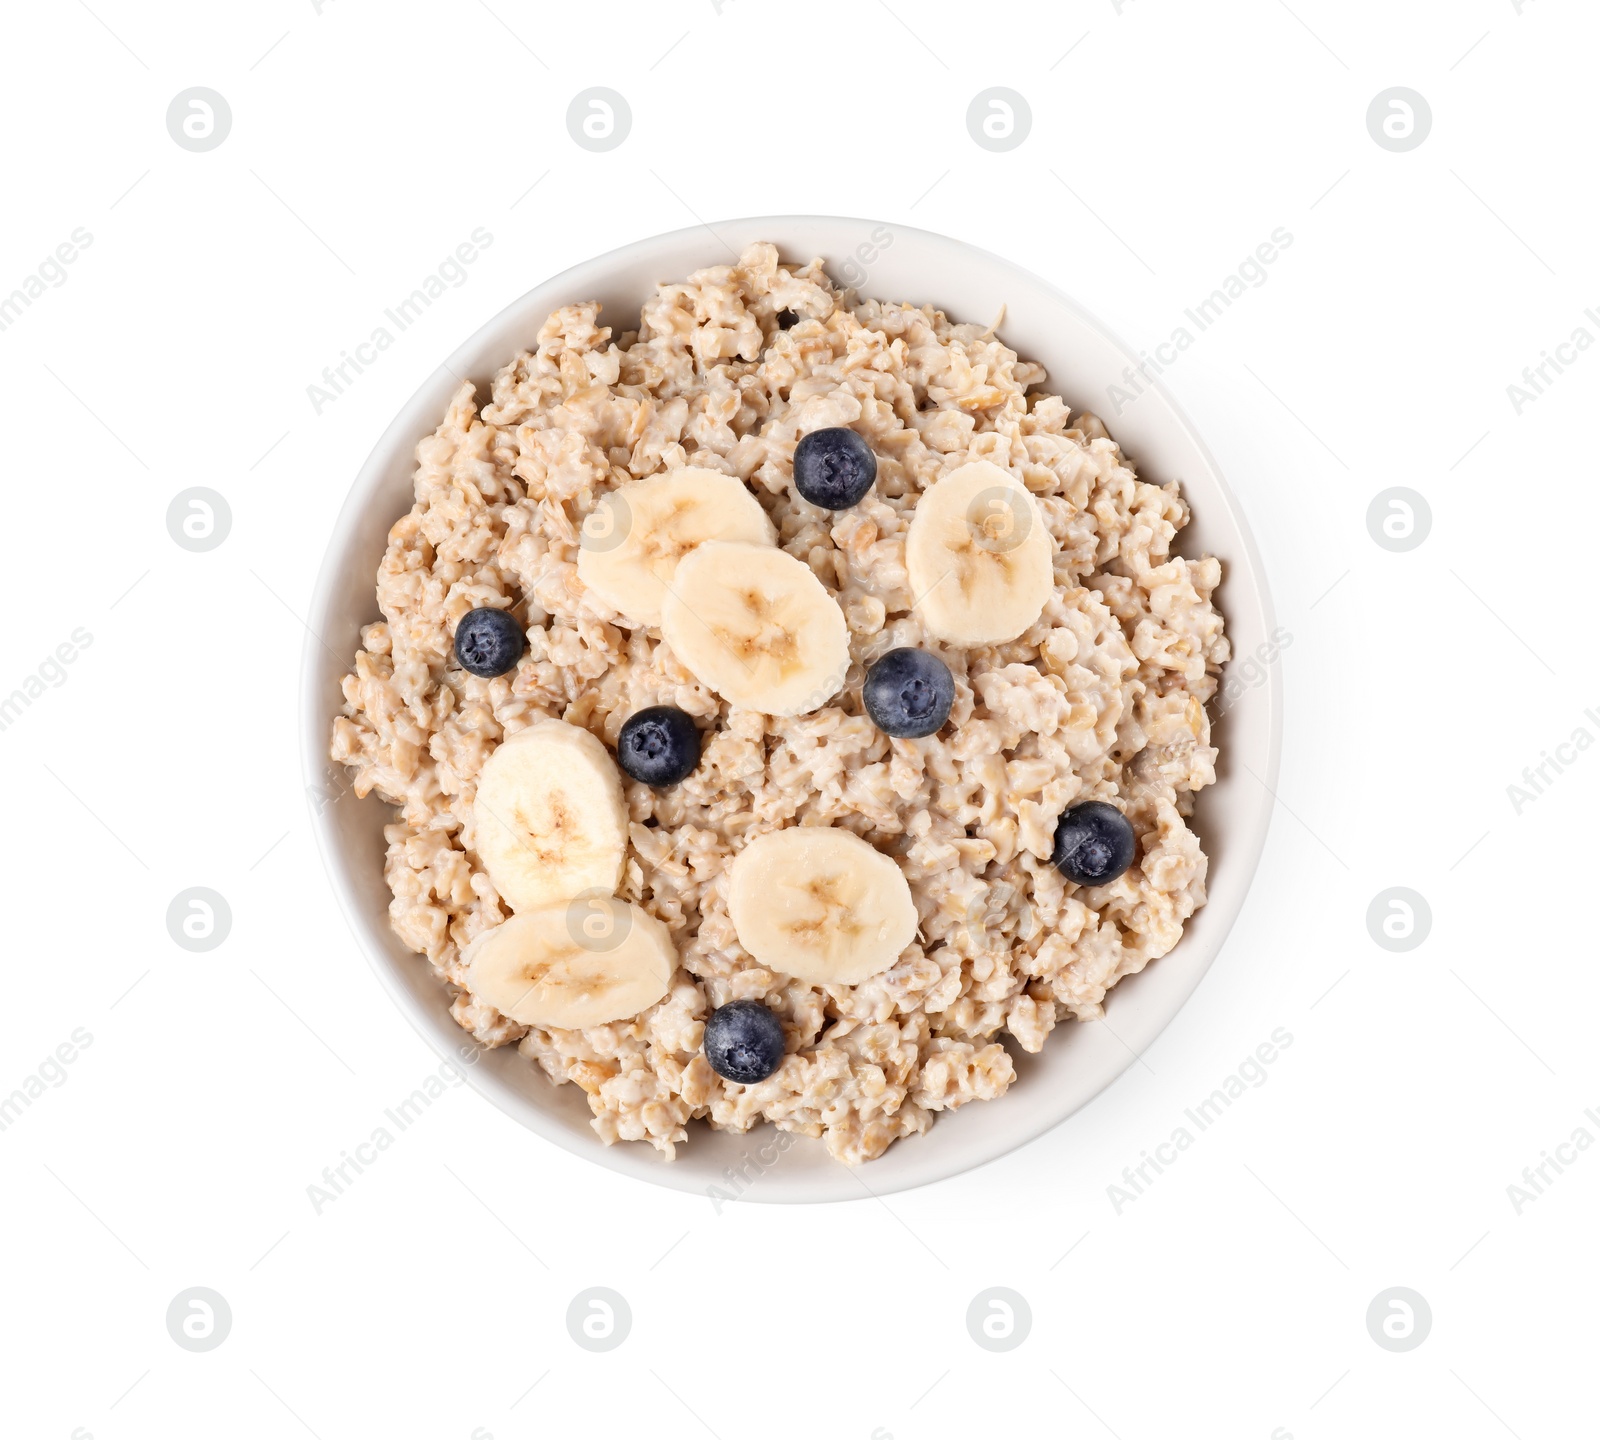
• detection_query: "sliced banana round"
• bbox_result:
[464,900,676,1029]
[904,460,1055,646]
[576,466,776,626]
[472,719,627,913]
[727,827,918,986]
[660,541,850,716]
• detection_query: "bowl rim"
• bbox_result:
[301,214,1282,1202]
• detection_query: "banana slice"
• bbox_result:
[904,460,1055,646]
[464,900,676,1029]
[577,466,776,625]
[472,720,627,913]
[727,827,918,985]
[661,541,850,716]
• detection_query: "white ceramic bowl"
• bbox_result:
[302,216,1281,1203]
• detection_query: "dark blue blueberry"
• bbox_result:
[453,606,524,678]
[792,427,877,510]
[702,1000,786,1085]
[616,706,702,787]
[775,309,800,330]
[862,648,954,739]
[1051,802,1136,886]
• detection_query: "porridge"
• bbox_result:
[329,242,1229,1165]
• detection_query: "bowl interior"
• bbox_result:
[302,216,1280,1203]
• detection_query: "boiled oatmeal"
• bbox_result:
[330,242,1229,1165]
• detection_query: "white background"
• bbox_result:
[2,1,1594,1436]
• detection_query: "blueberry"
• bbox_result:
[1051,802,1136,886]
[792,427,877,510]
[775,309,800,330]
[862,648,954,739]
[453,606,524,678]
[703,1000,786,1085]
[616,706,702,787]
